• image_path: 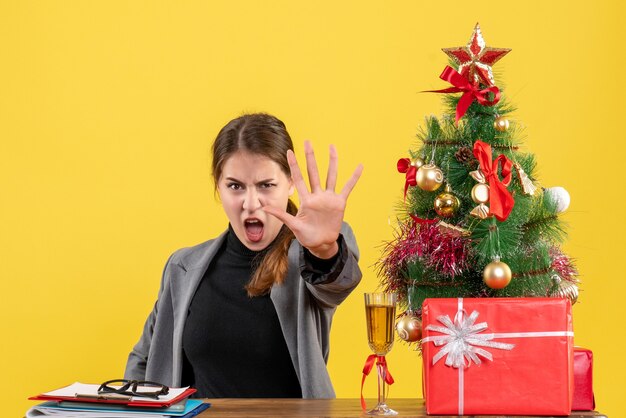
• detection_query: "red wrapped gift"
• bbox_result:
[422,297,574,416]
[572,347,595,411]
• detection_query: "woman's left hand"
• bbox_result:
[262,141,363,259]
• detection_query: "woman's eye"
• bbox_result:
[260,183,276,189]
[227,183,242,190]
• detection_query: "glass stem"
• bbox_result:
[377,362,385,406]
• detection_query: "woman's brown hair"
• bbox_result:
[211,113,297,296]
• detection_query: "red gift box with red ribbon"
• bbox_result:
[572,347,595,411]
[422,297,574,416]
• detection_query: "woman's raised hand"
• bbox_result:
[262,141,363,259]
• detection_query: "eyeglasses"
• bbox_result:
[97,379,169,399]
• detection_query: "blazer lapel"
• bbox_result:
[170,230,227,385]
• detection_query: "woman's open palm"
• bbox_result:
[262,141,363,259]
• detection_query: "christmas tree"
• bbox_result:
[379,23,579,344]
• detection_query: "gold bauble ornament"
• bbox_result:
[415,163,444,191]
[396,313,422,342]
[483,258,512,289]
[494,116,510,132]
[411,157,424,168]
[434,184,460,218]
[471,183,490,204]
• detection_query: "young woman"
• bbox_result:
[124,113,363,398]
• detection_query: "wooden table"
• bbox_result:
[196,398,607,417]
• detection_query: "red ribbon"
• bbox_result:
[360,354,394,411]
[426,66,501,123]
[397,158,417,199]
[473,140,514,221]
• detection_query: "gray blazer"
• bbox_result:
[124,222,361,398]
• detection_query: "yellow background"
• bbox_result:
[1,1,624,417]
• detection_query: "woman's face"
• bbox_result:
[217,150,294,251]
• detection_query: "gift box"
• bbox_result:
[572,347,595,411]
[422,297,574,416]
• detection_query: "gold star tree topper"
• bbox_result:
[442,23,511,87]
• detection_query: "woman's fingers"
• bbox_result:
[287,149,310,198]
[340,163,364,199]
[325,144,338,192]
[304,141,322,193]
[262,204,298,231]
[290,142,362,199]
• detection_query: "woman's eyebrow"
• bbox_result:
[255,178,276,184]
[223,176,276,184]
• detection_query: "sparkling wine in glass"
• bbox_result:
[364,292,397,416]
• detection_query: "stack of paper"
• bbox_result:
[26,399,209,418]
[26,382,209,418]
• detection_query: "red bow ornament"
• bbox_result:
[471,140,514,221]
[397,158,417,199]
[426,66,501,123]
[360,354,394,411]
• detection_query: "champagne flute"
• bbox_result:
[364,292,397,416]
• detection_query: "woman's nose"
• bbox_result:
[242,188,262,211]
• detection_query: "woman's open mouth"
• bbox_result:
[244,219,264,242]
